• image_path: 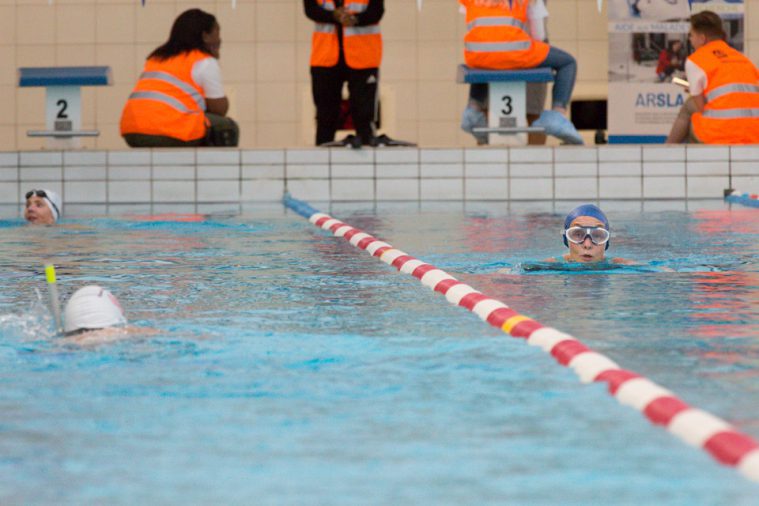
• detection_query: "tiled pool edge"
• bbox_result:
[1,146,757,215]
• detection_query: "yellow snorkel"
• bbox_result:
[44,264,63,335]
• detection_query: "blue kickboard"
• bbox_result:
[18,66,112,87]
[457,64,554,83]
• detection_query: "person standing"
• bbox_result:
[304,0,384,148]
[120,9,239,147]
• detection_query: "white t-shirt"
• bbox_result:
[685,58,707,97]
[191,57,225,99]
[527,0,549,41]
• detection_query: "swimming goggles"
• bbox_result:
[564,226,610,246]
[25,189,60,218]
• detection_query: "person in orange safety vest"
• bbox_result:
[120,9,238,147]
[667,10,759,144]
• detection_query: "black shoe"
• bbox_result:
[372,134,417,147]
[319,134,362,148]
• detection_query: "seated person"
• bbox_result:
[459,0,583,145]
[120,9,239,148]
[24,189,61,225]
[656,40,684,82]
[546,204,635,264]
[666,10,759,144]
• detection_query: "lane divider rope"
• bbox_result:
[283,193,759,483]
[725,189,759,208]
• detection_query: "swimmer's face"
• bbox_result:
[24,195,55,225]
[566,216,606,263]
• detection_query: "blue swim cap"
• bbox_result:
[562,204,610,250]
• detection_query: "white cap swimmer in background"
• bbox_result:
[64,285,127,334]
[25,188,62,222]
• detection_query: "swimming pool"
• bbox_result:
[1,202,758,504]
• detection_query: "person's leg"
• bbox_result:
[526,82,548,145]
[536,46,577,113]
[205,113,240,147]
[347,67,379,145]
[666,96,699,144]
[462,83,489,145]
[123,134,203,148]
[311,65,344,145]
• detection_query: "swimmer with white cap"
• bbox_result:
[24,189,62,225]
[545,204,635,264]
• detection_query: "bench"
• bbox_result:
[18,66,113,148]
[457,65,553,145]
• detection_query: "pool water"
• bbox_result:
[1,203,758,504]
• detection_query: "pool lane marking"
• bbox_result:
[283,194,759,483]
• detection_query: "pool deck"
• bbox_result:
[1,145,757,216]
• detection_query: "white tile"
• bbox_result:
[555,177,598,200]
[376,164,418,178]
[20,152,62,166]
[0,153,18,167]
[243,164,285,179]
[286,149,329,164]
[643,177,686,199]
[464,148,508,163]
[687,176,730,199]
[330,149,374,164]
[599,162,640,177]
[63,151,107,166]
[510,178,552,199]
[108,181,151,203]
[152,203,197,214]
[555,163,596,177]
[108,150,150,166]
[152,181,195,202]
[420,148,463,163]
[22,182,62,197]
[0,204,19,219]
[64,166,106,180]
[20,167,62,180]
[643,162,685,176]
[730,146,759,161]
[599,177,642,199]
[65,205,106,216]
[686,146,729,162]
[242,149,285,164]
[597,201,643,213]
[465,163,507,178]
[598,146,641,162]
[198,165,239,180]
[510,147,552,163]
[465,178,507,200]
[332,165,374,178]
[510,163,552,178]
[153,166,195,180]
[241,179,285,202]
[0,167,17,182]
[420,179,463,200]
[197,203,241,214]
[642,201,687,212]
[332,179,374,201]
[376,179,419,200]
[152,150,195,166]
[554,147,597,162]
[109,166,151,180]
[287,164,329,178]
[107,204,152,215]
[375,149,418,164]
[643,146,685,162]
[64,181,106,203]
[421,163,463,178]
[730,162,759,177]
[687,161,728,176]
[0,182,19,204]
[196,149,240,165]
[287,179,330,201]
[198,180,240,202]
[730,176,759,192]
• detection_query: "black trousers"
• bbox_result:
[311,63,378,145]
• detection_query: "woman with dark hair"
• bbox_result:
[120,9,239,147]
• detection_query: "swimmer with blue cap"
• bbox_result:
[546,204,635,264]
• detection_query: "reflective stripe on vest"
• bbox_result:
[702,108,759,119]
[128,91,198,115]
[321,1,335,10]
[466,16,527,33]
[464,40,531,53]
[706,83,759,102]
[344,25,381,36]
[314,23,337,34]
[140,71,206,111]
[345,2,368,12]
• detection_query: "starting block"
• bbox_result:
[457,64,553,145]
[18,66,112,149]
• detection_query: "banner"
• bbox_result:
[607,0,745,143]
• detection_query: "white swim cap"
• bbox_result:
[25,188,62,222]
[64,285,127,333]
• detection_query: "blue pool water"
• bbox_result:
[1,203,758,504]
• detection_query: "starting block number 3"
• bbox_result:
[488,81,527,145]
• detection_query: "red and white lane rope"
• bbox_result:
[285,195,759,483]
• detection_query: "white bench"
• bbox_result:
[18,66,112,149]
[457,64,554,145]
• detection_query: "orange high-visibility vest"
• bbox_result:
[460,0,549,70]
[690,40,759,144]
[120,50,209,142]
[310,0,382,69]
